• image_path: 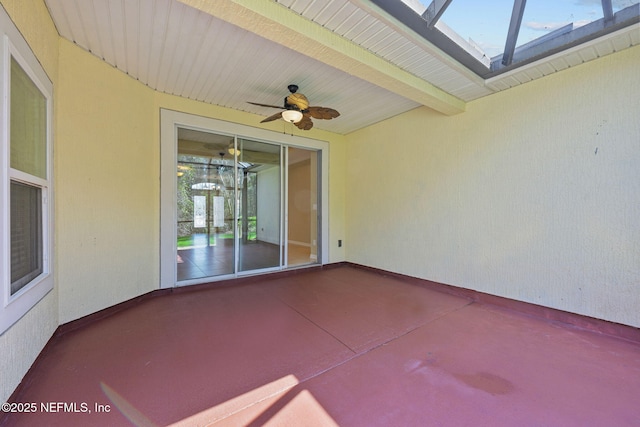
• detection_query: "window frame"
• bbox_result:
[0,19,54,334]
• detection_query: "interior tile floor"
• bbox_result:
[177,238,314,281]
[2,266,639,426]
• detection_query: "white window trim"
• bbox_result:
[0,9,54,334]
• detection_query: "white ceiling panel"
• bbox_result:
[332,7,370,37]
[43,0,639,134]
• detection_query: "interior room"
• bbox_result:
[1,0,638,425]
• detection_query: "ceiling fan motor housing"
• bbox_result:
[285,92,309,111]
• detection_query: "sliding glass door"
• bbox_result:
[237,138,282,273]
[176,130,236,281]
[160,110,329,288]
[174,130,294,282]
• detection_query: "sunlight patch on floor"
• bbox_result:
[168,375,300,426]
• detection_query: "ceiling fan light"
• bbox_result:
[281,109,303,123]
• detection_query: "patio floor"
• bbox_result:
[2,265,639,426]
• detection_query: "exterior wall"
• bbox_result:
[0,0,59,405]
[328,133,347,261]
[56,39,158,324]
[346,45,640,327]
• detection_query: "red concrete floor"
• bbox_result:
[2,266,639,426]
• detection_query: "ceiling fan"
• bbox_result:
[248,85,340,130]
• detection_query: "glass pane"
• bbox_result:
[518,0,603,49]
[10,57,47,179]
[176,130,235,280]
[238,139,281,272]
[439,0,513,59]
[614,0,640,12]
[288,147,320,267]
[422,0,640,61]
[10,181,43,295]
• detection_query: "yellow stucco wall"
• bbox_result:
[346,44,640,327]
[0,0,58,79]
[56,38,159,323]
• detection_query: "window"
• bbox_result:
[1,14,54,333]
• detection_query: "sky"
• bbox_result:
[413,0,639,58]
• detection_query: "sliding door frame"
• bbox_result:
[160,109,329,289]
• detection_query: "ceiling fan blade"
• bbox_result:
[295,114,314,130]
[306,106,340,120]
[260,111,284,123]
[248,101,284,109]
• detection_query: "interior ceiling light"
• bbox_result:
[227,142,240,156]
[281,109,303,123]
[177,164,191,177]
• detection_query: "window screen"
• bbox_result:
[10,181,43,295]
